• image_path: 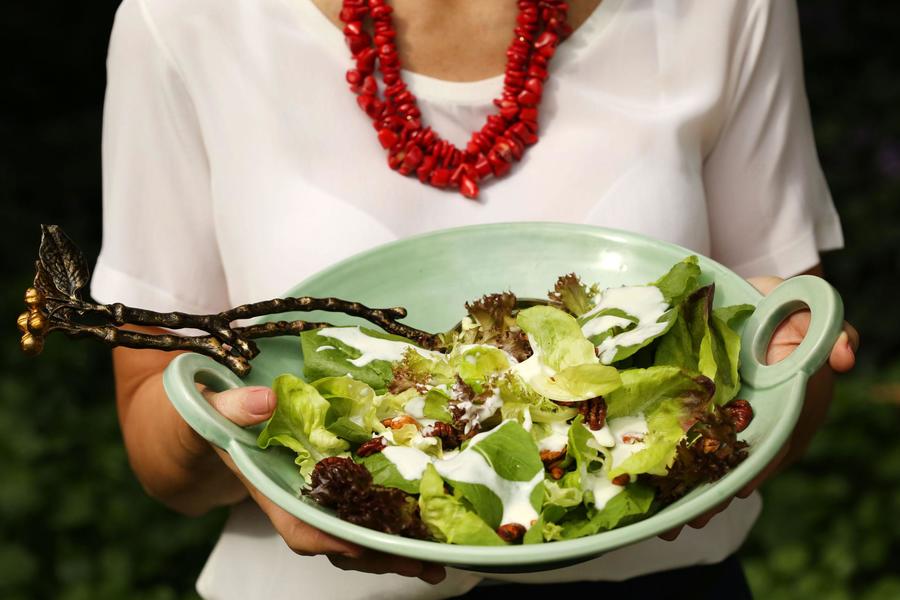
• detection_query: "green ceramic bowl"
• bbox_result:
[163,223,843,573]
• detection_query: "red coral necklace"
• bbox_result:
[340,0,572,200]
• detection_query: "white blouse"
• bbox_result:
[92,0,843,598]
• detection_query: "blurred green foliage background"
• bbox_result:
[1,1,898,598]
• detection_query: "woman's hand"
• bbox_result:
[200,385,447,584]
[659,266,859,541]
[111,328,446,585]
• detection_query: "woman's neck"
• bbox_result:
[312,0,602,82]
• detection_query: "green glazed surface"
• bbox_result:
[163,223,843,572]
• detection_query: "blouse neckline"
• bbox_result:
[282,0,622,105]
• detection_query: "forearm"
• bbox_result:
[117,361,248,516]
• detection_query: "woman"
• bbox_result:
[93,0,858,597]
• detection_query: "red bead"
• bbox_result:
[374,32,395,46]
[384,82,406,97]
[346,34,371,55]
[430,168,451,188]
[460,174,479,199]
[343,21,363,37]
[394,91,414,105]
[400,144,423,175]
[507,135,524,160]
[508,123,534,145]
[339,6,364,23]
[421,128,437,147]
[534,31,558,49]
[494,138,517,163]
[356,47,377,73]
[371,4,393,19]
[378,128,399,149]
[362,75,377,96]
[527,64,548,80]
[417,154,438,182]
[383,71,400,85]
[357,94,374,112]
[346,69,363,86]
[474,153,492,177]
[498,99,519,120]
[488,150,512,177]
[517,89,539,106]
[525,77,543,96]
[538,43,557,59]
[519,107,538,122]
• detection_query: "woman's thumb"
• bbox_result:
[206,386,276,426]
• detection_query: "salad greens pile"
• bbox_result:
[256,256,756,544]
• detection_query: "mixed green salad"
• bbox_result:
[256,256,756,545]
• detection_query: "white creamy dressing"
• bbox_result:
[316,327,439,367]
[418,418,438,432]
[537,420,572,453]
[511,334,558,384]
[435,432,543,528]
[381,446,432,480]
[456,389,504,434]
[379,428,436,451]
[580,286,670,364]
[403,395,426,420]
[522,407,533,432]
[379,422,543,527]
[315,345,336,352]
[607,413,650,468]
[583,471,626,511]
[586,423,616,449]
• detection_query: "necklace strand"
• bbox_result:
[340,0,572,199]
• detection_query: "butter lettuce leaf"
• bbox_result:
[301,327,423,392]
[654,255,702,306]
[257,374,349,481]
[604,368,715,478]
[655,286,755,405]
[515,305,622,400]
[438,421,544,529]
[605,366,712,420]
[516,305,597,370]
[498,374,579,425]
[358,452,420,495]
[557,483,655,539]
[449,344,511,392]
[418,464,505,545]
[313,376,380,445]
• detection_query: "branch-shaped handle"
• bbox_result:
[17,225,444,375]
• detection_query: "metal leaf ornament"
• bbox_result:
[37,224,91,301]
[17,225,442,375]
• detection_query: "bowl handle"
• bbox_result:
[739,275,844,390]
[162,353,259,450]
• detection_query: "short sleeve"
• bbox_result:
[703,0,843,279]
[91,0,229,314]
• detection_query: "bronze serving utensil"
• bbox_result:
[16,225,443,376]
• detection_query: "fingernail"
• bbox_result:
[243,387,275,417]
